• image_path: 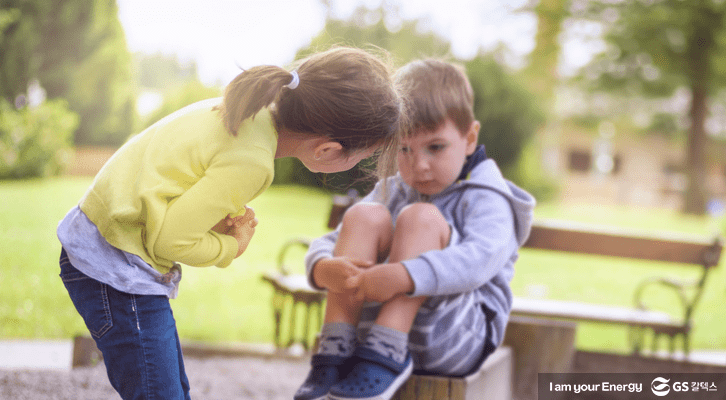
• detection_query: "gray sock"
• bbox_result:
[316,322,356,358]
[361,324,408,364]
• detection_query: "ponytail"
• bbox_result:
[215,66,295,136]
[216,46,403,171]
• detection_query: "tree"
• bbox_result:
[0,1,42,102]
[521,0,567,108]
[0,0,135,146]
[37,0,135,146]
[577,0,726,214]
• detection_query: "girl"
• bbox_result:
[57,46,402,400]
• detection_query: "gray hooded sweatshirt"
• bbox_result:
[305,155,535,348]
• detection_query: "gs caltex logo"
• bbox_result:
[652,377,671,396]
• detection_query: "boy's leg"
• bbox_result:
[374,202,449,332]
[330,203,450,400]
[323,202,394,326]
[296,204,393,400]
[60,250,190,400]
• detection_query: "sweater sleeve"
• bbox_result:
[152,152,271,268]
[402,188,518,297]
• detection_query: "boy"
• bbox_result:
[295,59,535,400]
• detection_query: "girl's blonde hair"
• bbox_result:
[215,46,403,179]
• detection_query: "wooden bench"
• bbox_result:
[514,219,723,355]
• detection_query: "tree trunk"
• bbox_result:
[683,12,716,216]
[684,85,708,215]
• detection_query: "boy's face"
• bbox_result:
[398,118,479,196]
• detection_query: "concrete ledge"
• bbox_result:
[0,340,73,370]
[71,336,311,368]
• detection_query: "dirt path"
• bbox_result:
[0,355,310,400]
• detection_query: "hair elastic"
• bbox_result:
[286,71,300,90]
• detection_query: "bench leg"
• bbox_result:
[303,302,314,351]
[286,301,300,348]
[628,326,645,355]
[270,290,287,349]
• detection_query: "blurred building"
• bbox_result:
[540,125,726,212]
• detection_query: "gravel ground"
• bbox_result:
[0,355,310,400]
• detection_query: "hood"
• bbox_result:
[463,159,536,245]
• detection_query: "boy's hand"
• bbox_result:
[313,257,372,294]
[346,262,415,303]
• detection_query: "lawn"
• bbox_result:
[1,177,724,354]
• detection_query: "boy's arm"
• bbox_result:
[402,189,517,297]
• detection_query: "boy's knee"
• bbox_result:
[397,203,447,233]
[342,202,392,230]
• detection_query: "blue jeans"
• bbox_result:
[60,248,191,400]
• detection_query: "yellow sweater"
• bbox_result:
[80,98,277,273]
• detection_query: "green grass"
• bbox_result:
[0,177,332,344]
[1,177,724,354]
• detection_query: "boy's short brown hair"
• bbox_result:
[394,59,475,136]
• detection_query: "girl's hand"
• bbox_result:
[211,207,258,258]
[212,207,257,234]
[313,257,372,294]
[346,262,414,303]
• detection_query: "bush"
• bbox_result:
[0,99,77,179]
[140,81,221,131]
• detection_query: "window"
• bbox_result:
[568,149,591,172]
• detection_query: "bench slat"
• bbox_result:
[523,220,720,266]
[512,297,677,329]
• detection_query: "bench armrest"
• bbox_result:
[276,237,312,276]
[633,276,700,326]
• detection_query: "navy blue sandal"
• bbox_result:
[294,354,350,400]
[328,347,413,400]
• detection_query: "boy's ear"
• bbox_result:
[465,121,480,155]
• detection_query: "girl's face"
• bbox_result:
[397,118,479,196]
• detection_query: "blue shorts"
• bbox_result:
[357,292,496,377]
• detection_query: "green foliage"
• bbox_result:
[0,2,40,102]
[135,52,201,91]
[300,6,452,64]
[0,0,136,147]
[467,57,545,177]
[37,0,136,146]
[0,99,77,179]
[140,80,221,130]
[578,0,726,96]
[646,112,681,138]
[575,0,726,214]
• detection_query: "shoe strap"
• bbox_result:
[311,354,348,367]
[353,347,409,374]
